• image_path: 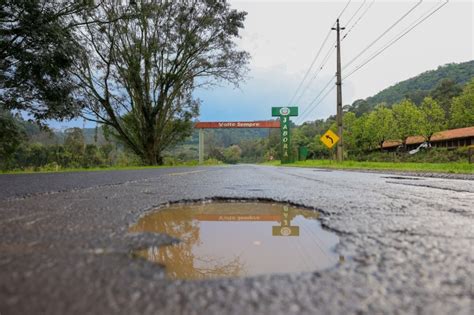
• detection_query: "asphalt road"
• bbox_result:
[0,165,473,314]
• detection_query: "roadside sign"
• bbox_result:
[271,107,299,117]
[272,107,299,163]
[320,130,339,149]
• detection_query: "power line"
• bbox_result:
[316,40,338,77]
[296,0,367,108]
[343,0,367,31]
[286,0,352,106]
[296,76,335,123]
[287,25,334,106]
[297,77,334,122]
[343,0,449,81]
[337,0,352,19]
[298,83,337,124]
[292,45,336,108]
[342,0,376,42]
[342,0,423,71]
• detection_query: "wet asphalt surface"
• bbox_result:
[0,165,473,315]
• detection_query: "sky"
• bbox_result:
[196,0,473,124]
[52,0,473,129]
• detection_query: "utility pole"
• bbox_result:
[332,19,345,162]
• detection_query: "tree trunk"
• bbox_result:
[427,134,432,149]
[143,141,164,166]
[401,139,408,152]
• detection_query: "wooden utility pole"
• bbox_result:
[332,19,345,162]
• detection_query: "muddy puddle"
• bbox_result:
[129,201,340,280]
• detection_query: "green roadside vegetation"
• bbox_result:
[264,160,473,174]
[1,159,223,175]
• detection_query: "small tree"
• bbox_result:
[449,79,474,128]
[419,97,445,144]
[392,100,423,150]
[365,104,396,151]
[64,128,85,164]
[342,111,357,153]
[223,145,241,164]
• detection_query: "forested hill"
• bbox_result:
[351,60,474,113]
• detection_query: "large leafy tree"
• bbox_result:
[419,97,445,143]
[1,0,139,127]
[365,104,396,151]
[73,0,249,164]
[392,99,424,149]
[0,0,95,121]
[449,78,474,129]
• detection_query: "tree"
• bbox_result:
[0,0,94,122]
[222,145,241,164]
[348,99,371,117]
[392,100,424,149]
[365,105,396,151]
[405,89,430,106]
[84,144,104,167]
[341,112,357,152]
[449,79,474,128]
[430,79,462,118]
[73,1,249,164]
[353,113,372,152]
[0,110,26,169]
[64,127,85,164]
[419,97,445,143]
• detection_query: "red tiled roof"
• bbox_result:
[383,126,474,148]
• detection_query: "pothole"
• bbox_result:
[129,200,340,280]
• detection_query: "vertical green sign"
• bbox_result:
[272,205,300,236]
[272,106,298,164]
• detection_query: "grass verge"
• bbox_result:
[1,159,223,175]
[263,160,474,174]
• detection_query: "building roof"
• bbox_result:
[383,126,474,148]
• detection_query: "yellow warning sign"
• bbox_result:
[320,130,340,149]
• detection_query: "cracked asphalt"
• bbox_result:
[0,165,473,314]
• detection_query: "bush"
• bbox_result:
[350,147,470,163]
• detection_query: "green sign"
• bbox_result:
[272,106,298,163]
[271,107,299,117]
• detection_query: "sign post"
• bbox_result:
[198,129,204,164]
[271,107,298,164]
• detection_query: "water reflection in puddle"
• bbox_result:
[129,201,340,280]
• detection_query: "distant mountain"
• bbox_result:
[350,60,474,114]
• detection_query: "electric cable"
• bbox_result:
[343,0,449,80]
[342,0,423,71]
[286,0,352,106]
[342,0,376,42]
